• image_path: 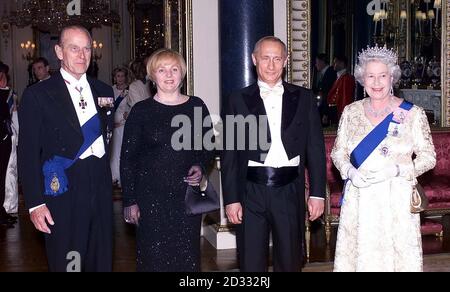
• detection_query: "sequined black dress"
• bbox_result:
[121,96,214,272]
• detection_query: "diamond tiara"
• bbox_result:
[358,45,398,65]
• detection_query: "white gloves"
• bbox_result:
[347,166,371,188]
[365,163,399,185]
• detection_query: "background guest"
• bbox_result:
[110,66,130,187]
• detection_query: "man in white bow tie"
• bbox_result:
[221,36,326,272]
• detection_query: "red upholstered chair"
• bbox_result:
[419,129,450,220]
[323,134,343,244]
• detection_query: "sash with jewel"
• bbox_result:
[340,100,414,205]
[42,114,102,196]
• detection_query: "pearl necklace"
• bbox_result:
[365,97,395,118]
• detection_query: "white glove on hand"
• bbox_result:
[365,163,399,184]
[347,166,371,188]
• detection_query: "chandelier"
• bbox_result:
[4,0,120,33]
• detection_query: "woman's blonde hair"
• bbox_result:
[146,49,187,81]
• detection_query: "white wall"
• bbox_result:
[274,0,288,46]
[192,0,220,117]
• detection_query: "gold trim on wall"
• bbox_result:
[444,1,449,127]
[128,0,193,95]
[287,0,311,88]
[185,0,194,96]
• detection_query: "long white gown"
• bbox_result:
[331,99,436,272]
[110,86,131,186]
[3,95,18,214]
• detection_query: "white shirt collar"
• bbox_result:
[60,68,88,86]
[257,79,283,90]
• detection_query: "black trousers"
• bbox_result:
[0,136,12,218]
[44,156,113,272]
[236,180,304,272]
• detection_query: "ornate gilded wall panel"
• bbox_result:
[444,1,450,126]
[287,0,311,88]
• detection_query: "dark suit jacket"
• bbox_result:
[221,82,326,206]
[315,67,337,113]
[18,72,114,209]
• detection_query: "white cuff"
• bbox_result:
[309,196,325,201]
[29,204,46,214]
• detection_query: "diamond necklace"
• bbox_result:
[365,97,394,118]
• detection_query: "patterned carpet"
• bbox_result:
[303,253,450,272]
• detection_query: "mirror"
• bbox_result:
[128,0,193,94]
[289,0,449,127]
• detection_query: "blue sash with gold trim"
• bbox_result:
[42,114,102,196]
[350,100,413,169]
[340,101,414,205]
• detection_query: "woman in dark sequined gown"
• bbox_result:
[121,49,214,272]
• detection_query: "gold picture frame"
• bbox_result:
[128,0,193,95]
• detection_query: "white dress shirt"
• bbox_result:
[60,68,105,159]
[248,80,300,168]
[248,80,323,201]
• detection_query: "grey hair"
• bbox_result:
[354,48,402,86]
[253,36,288,57]
[58,25,92,46]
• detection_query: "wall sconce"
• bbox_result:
[92,40,103,62]
[20,40,36,62]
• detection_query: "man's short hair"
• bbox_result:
[334,55,348,67]
[316,53,329,64]
[253,36,288,57]
[0,62,9,74]
[32,57,49,67]
[58,25,92,46]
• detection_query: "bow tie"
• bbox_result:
[259,84,284,100]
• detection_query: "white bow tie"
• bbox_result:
[259,84,284,100]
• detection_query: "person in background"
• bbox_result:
[121,49,214,272]
[128,59,150,108]
[0,62,18,228]
[32,57,51,82]
[331,46,436,272]
[327,55,356,126]
[110,66,130,187]
[313,53,337,126]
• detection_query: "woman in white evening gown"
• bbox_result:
[331,46,436,272]
[110,67,130,187]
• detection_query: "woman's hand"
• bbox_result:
[184,165,203,186]
[124,204,140,226]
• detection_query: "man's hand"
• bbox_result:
[30,205,54,234]
[124,204,140,226]
[184,165,203,186]
[226,202,243,225]
[308,198,324,221]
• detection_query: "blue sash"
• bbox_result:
[340,101,414,205]
[350,101,413,169]
[42,114,102,196]
[114,95,125,112]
